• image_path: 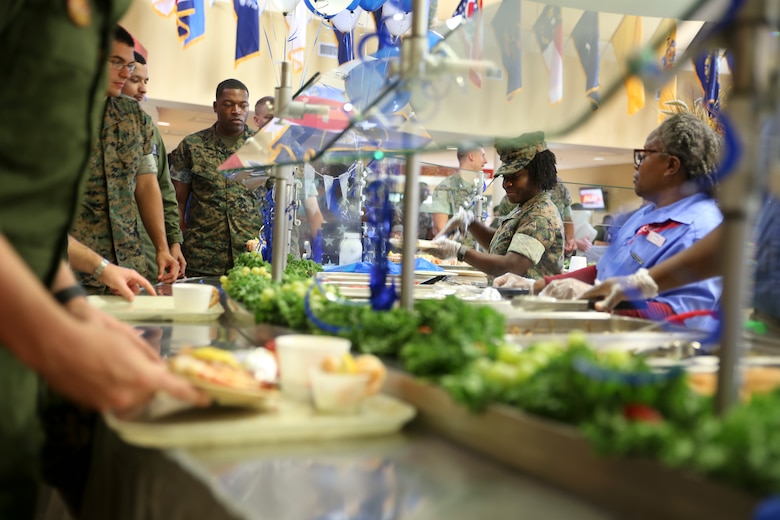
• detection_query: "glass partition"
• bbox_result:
[221,0,727,174]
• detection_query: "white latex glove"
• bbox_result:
[427,238,462,259]
[492,273,536,293]
[581,268,659,311]
[539,278,594,300]
[435,207,474,240]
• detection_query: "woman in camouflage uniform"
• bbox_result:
[429,132,564,279]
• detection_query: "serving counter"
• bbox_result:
[44,314,615,520]
[42,283,770,520]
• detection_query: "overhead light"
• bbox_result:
[157,121,171,127]
[593,156,604,161]
[446,146,458,150]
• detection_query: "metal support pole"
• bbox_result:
[715,0,779,414]
[401,155,421,309]
[270,164,294,282]
[398,0,429,310]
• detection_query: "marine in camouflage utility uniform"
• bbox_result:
[430,172,480,247]
[489,191,564,279]
[170,124,260,276]
[138,121,182,276]
[0,0,130,516]
[549,180,573,223]
[70,96,157,293]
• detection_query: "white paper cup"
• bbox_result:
[309,368,369,414]
[568,255,588,272]
[275,335,351,401]
[172,284,213,313]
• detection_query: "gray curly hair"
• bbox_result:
[652,112,722,189]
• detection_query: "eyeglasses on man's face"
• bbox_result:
[633,149,670,168]
[108,57,136,74]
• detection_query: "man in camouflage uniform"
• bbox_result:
[122,51,186,276]
[430,146,487,248]
[70,27,178,294]
[171,79,261,276]
[427,132,563,280]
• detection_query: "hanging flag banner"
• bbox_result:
[611,15,645,115]
[571,10,600,109]
[151,0,176,17]
[177,0,206,48]
[688,22,721,112]
[234,0,261,65]
[452,0,483,88]
[653,19,677,122]
[533,5,563,104]
[338,171,350,202]
[490,0,522,101]
[323,175,334,209]
[286,2,308,74]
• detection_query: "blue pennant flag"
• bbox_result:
[688,22,721,110]
[234,0,260,65]
[177,0,206,48]
[491,0,522,101]
[571,10,600,109]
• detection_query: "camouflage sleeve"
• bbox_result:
[152,129,183,245]
[430,184,452,215]
[169,138,193,184]
[137,109,156,176]
[507,206,560,264]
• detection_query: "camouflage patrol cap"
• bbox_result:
[494,131,547,177]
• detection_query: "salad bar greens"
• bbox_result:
[223,253,780,496]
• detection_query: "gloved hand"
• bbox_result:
[435,207,475,240]
[427,238,462,259]
[581,268,659,311]
[539,278,593,300]
[492,273,536,293]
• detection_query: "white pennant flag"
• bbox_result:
[323,175,334,209]
[338,172,350,202]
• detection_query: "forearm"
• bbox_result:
[648,226,723,292]
[0,235,76,370]
[467,221,496,250]
[463,249,532,278]
[173,180,190,232]
[432,213,448,236]
[159,171,184,245]
[67,235,107,275]
[564,221,574,242]
[303,197,323,235]
[136,174,170,254]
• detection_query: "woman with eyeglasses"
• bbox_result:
[496,112,724,331]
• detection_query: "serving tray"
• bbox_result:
[88,295,223,322]
[105,394,415,449]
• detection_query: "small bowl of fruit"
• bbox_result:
[309,353,386,414]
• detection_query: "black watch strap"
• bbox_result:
[53,285,88,305]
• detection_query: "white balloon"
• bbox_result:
[308,0,354,17]
[270,0,302,13]
[331,7,363,32]
[381,2,411,37]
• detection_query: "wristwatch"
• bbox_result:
[53,285,88,305]
[457,245,468,262]
[93,257,110,279]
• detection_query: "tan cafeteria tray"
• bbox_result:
[105,394,416,449]
[88,295,223,322]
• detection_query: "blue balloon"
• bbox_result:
[358,0,385,12]
[345,58,410,114]
[385,0,413,12]
[346,0,360,9]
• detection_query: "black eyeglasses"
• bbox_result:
[108,57,136,74]
[633,149,670,168]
